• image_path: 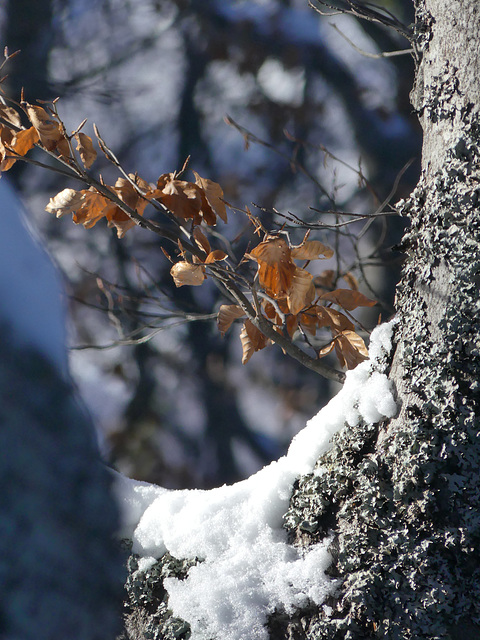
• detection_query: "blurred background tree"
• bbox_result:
[0,0,420,488]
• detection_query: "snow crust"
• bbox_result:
[114,320,398,640]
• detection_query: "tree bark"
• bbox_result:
[284,1,480,638]
[120,1,480,638]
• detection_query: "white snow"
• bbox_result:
[114,320,398,640]
[0,178,68,375]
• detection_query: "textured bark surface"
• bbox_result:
[283,1,480,638]
[119,2,480,639]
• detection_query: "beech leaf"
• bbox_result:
[249,236,295,297]
[170,261,206,287]
[320,288,376,311]
[239,319,269,364]
[192,170,228,222]
[334,330,369,369]
[287,266,314,315]
[316,306,355,332]
[193,226,211,255]
[45,188,84,217]
[291,240,334,261]
[205,250,228,264]
[0,104,22,128]
[75,132,97,169]
[217,304,245,336]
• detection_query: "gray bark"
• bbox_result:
[120,1,480,638]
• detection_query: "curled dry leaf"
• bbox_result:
[217,304,245,337]
[205,250,228,264]
[316,306,355,333]
[291,240,334,261]
[0,125,39,171]
[0,104,22,128]
[75,132,97,169]
[334,330,369,369]
[239,319,269,364]
[193,226,211,255]
[45,188,84,217]
[287,266,314,315]
[72,190,117,229]
[192,170,228,223]
[249,236,295,297]
[170,261,206,287]
[317,340,336,358]
[156,173,217,226]
[320,288,376,311]
[24,103,65,152]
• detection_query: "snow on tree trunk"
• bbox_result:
[118,2,480,639]
[284,1,480,638]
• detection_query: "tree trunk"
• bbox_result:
[284,1,480,637]
[120,1,480,638]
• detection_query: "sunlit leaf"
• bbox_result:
[249,236,295,297]
[316,306,355,332]
[334,330,369,369]
[205,250,228,264]
[75,132,97,169]
[193,226,211,255]
[239,319,269,364]
[287,266,313,315]
[0,104,22,128]
[45,188,84,217]
[192,170,228,222]
[24,103,64,151]
[291,240,334,261]
[170,261,206,287]
[320,288,376,311]
[317,340,335,358]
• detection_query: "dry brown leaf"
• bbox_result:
[24,103,64,151]
[75,132,97,169]
[287,266,314,315]
[73,189,116,229]
[217,304,245,336]
[298,310,318,336]
[0,104,22,128]
[239,319,269,364]
[45,188,84,217]
[205,250,228,264]
[170,261,206,287]
[249,236,295,297]
[291,240,334,261]
[157,174,204,224]
[193,226,211,255]
[11,126,39,156]
[320,288,376,311]
[334,330,369,369]
[316,306,355,332]
[192,170,228,222]
[317,340,335,358]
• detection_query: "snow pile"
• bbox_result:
[114,320,398,640]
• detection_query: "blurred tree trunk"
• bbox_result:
[120,1,480,638]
